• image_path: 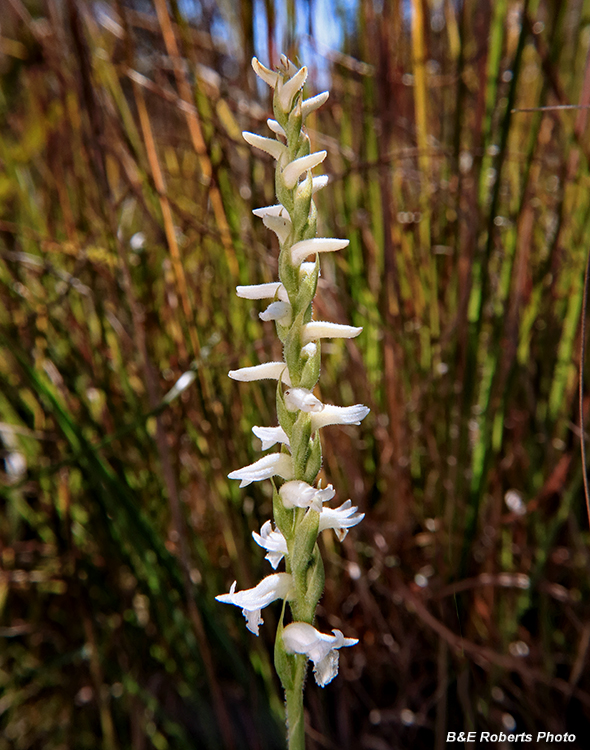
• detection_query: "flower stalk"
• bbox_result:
[217,54,368,749]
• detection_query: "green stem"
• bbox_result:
[285,655,307,750]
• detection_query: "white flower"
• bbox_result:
[291,237,349,265]
[228,452,294,487]
[229,362,291,385]
[301,342,317,358]
[252,57,279,88]
[282,622,358,687]
[252,425,290,450]
[280,480,335,512]
[282,151,327,189]
[252,521,288,569]
[302,322,362,343]
[278,66,308,112]
[301,91,329,119]
[318,500,364,541]
[262,214,292,244]
[310,404,370,431]
[260,301,291,325]
[236,282,289,302]
[243,131,287,161]
[284,387,324,413]
[216,573,292,635]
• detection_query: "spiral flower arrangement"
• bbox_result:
[216,55,369,749]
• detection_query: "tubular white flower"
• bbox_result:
[228,452,294,488]
[318,500,364,541]
[216,573,293,635]
[260,301,292,325]
[252,425,290,450]
[302,321,362,343]
[278,66,308,112]
[267,118,286,137]
[263,214,292,244]
[236,282,288,302]
[301,91,329,119]
[252,57,278,87]
[284,387,324,413]
[310,404,370,431]
[280,480,335,512]
[252,204,291,222]
[312,175,329,194]
[229,362,291,385]
[282,622,358,687]
[282,151,327,189]
[291,237,349,265]
[243,131,287,161]
[252,520,288,569]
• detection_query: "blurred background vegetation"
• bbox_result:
[1,0,590,747]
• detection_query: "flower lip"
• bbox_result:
[310,404,370,431]
[282,622,358,686]
[263,214,292,244]
[216,573,293,635]
[318,499,364,541]
[252,425,290,450]
[260,301,291,325]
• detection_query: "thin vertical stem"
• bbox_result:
[285,656,307,750]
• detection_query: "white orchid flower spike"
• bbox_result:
[219,54,369,745]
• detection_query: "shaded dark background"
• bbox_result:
[1,0,590,747]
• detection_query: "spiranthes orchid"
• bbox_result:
[215,573,293,635]
[217,53,369,749]
[282,622,358,687]
[227,452,294,487]
[279,480,335,512]
[252,521,289,569]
